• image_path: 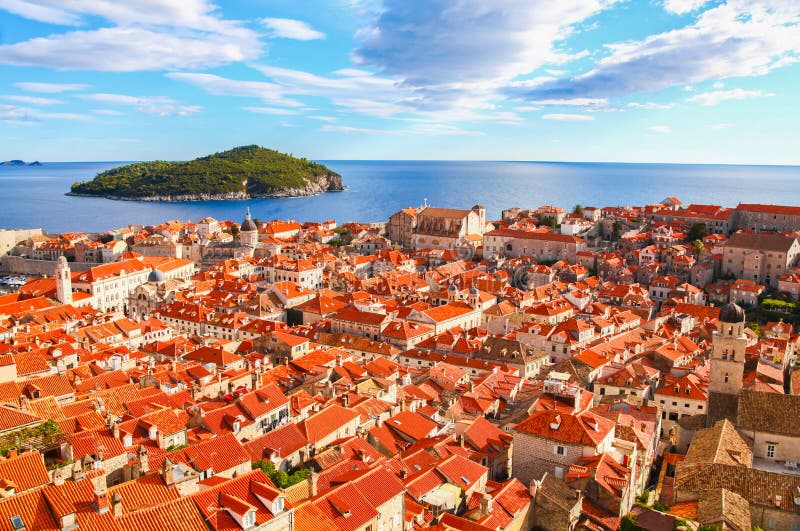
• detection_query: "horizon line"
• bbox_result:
[5,158,800,168]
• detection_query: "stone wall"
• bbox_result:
[0,255,96,275]
[0,228,43,257]
[512,432,584,485]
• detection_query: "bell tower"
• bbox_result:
[709,303,747,396]
[56,256,73,305]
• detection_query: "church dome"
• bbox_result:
[719,302,746,323]
[241,217,257,232]
[148,269,166,283]
[241,208,257,232]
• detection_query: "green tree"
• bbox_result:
[573,204,583,216]
[687,222,708,242]
[612,221,622,241]
[540,216,558,229]
[252,460,312,489]
[692,239,705,259]
[620,513,642,531]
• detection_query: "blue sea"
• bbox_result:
[1,160,799,233]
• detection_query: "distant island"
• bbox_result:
[0,160,41,166]
[68,145,344,201]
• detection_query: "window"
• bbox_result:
[10,516,24,531]
[555,445,567,456]
[554,466,564,479]
[767,444,776,458]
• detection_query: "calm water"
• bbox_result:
[1,160,799,233]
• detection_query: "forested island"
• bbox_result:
[68,145,343,201]
[1,160,41,166]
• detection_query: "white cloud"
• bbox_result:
[90,109,125,116]
[0,0,80,24]
[712,81,724,89]
[687,88,775,105]
[165,72,300,107]
[514,0,800,99]
[533,98,609,106]
[308,115,336,122]
[627,101,674,109]
[663,0,709,14]
[0,27,259,71]
[321,123,484,136]
[0,1,260,71]
[262,18,325,40]
[0,0,250,34]
[708,123,732,129]
[0,103,88,123]
[352,0,619,109]
[542,113,595,121]
[243,106,298,115]
[648,125,672,133]
[1,94,61,105]
[13,81,88,93]
[79,93,201,116]
[321,124,387,135]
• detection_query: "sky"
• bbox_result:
[0,0,798,164]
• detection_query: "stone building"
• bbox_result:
[411,205,486,250]
[722,231,800,288]
[735,203,800,232]
[387,207,418,247]
[483,228,586,261]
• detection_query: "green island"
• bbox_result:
[68,145,344,201]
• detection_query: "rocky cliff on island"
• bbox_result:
[68,145,343,201]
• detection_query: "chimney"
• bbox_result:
[138,446,149,473]
[112,422,120,440]
[163,462,175,487]
[72,462,85,482]
[94,488,110,514]
[112,492,123,517]
[529,479,540,499]
[310,471,319,497]
[342,393,350,408]
[480,493,493,516]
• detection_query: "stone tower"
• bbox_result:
[240,208,259,248]
[709,302,747,396]
[56,255,73,305]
